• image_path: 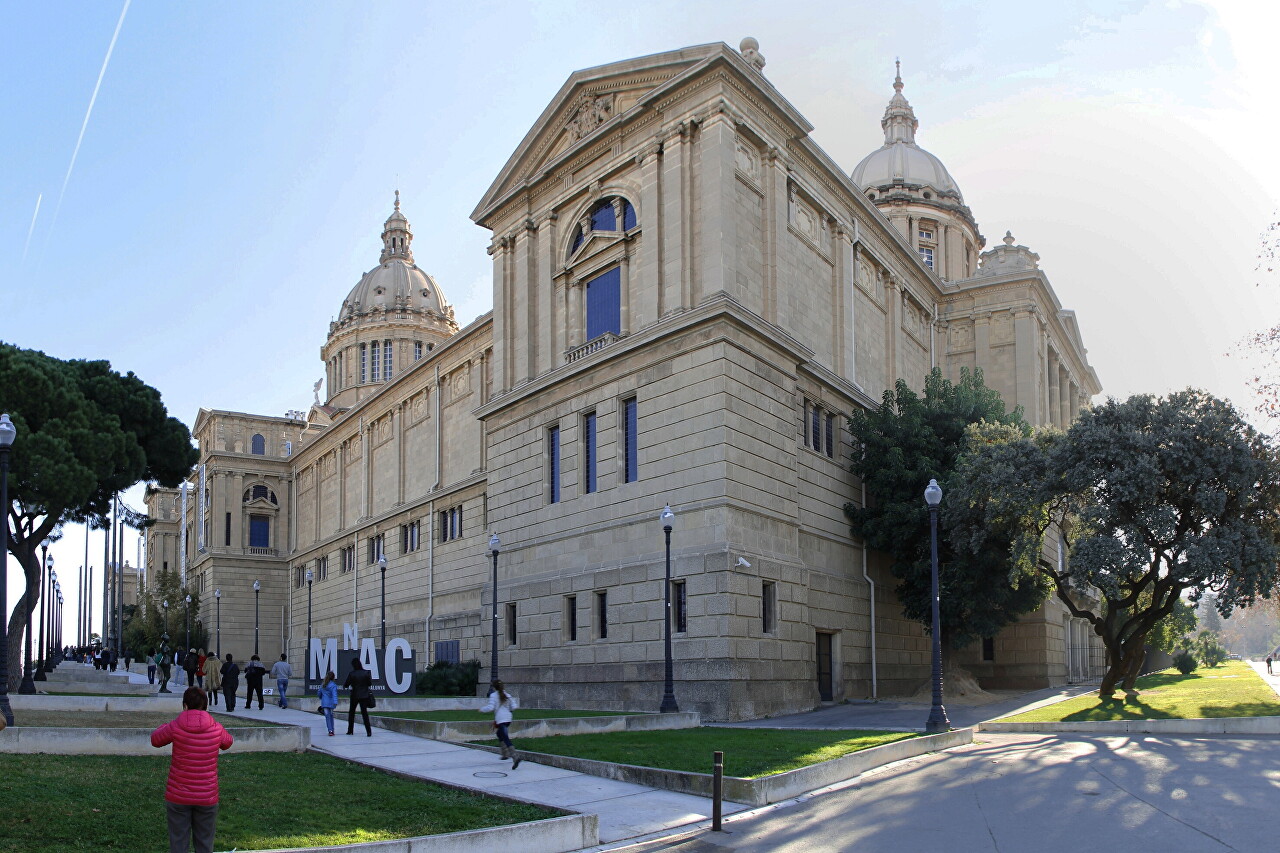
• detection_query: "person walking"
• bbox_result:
[480,680,521,768]
[205,655,222,709]
[219,654,240,712]
[243,655,267,710]
[270,654,293,709]
[151,686,234,853]
[342,657,374,736]
[1267,655,1273,676]
[158,647,173,691]
[147,648,158,685]
[196,650,208,689]
[123,649,133,672]
[318,671,339,737]
[183,649,199,688]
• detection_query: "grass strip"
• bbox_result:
[0,752,559,852]
[374,709,637,722]
[485,727,914,778]
[1000,660,1280,722]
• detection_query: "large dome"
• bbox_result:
[336,193,453,323]
[851,65,964,202]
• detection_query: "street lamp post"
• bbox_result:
[184,594,192,651]
[924,479,950,734]
[253,580,261,658]
[659,505,679,713]
[42,567,57,673]
[0,414,16,725]
[214,589,222,658]
[489,534,499,685]
[378,554,387,651]
[304,570,313,694]
[20,550,49,693]
[56,588,63,658]
[159,600,171,693]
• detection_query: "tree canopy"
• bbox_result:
[1,342,197,689]
[950,389,1280,697]
[845,367,1051,650]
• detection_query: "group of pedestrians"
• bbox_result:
[212,653,293,711]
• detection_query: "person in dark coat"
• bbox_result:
[183,649,199,687]
[242,655,267,710]
[219,654,240,712]
[342,657,374,736]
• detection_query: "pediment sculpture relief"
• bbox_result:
[567,92,615,141]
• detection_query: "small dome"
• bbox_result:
[851,63,964,201]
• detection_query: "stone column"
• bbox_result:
[1059,366,1072,429]
[838,224,856,381]
[660,121,689,316]
[231,473,244,551]
[636,141,662,326]
[696,106,738,302]
[1013,308,1038,423]
[764,148,787,326]
[972,312,992,383]
[1047,351,1062,428]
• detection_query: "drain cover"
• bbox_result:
[473,771,509,778]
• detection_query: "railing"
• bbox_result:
[248,547,278,556]
[565,332,619,363]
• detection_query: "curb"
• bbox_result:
[0,725,309,754]
[978,716,1280,735]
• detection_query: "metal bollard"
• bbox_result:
[712,750,724,831]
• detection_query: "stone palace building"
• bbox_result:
[145,39,1105,720]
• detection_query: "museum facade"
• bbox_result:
[145,40,1104,720]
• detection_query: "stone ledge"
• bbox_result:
[371,711,700,742]
[250,814,595,853]
[477,727,973,806]
[978,716,1280,735]
[0,725,310,755]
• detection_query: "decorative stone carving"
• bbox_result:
[739,37,766,72]
[566,92,615,140]
[735,139,760,180]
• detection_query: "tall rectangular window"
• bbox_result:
[224,513,231,547]
[585,267,621,341]
[548,425,561,503]
[565,595,577,641]
[825,413,835,458]
[506,603,517,646]
[439,506,463,542]
[762,581,776,634]
[919,246,935,269]
[371,341,381,381]
[982,637,995,661]
[673,580,687,633]
[414,341,423,361]
[360,344,367,383]
[596,591,608,639]
[811,404,822,451]
[803,399,811,447]
[316,555,327,580]
[248,515,270,549]
[384,340,393,379]
[583,412,598,494]
[622,397,638,483]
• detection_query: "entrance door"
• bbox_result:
[816,631,834,701]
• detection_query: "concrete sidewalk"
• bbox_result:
[215,698,745,845]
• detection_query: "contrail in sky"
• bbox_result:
[41,0,131,255]
[21,194,42,263]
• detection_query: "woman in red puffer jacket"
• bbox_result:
[151,686,234,853]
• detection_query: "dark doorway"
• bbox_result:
[816,631,834,701]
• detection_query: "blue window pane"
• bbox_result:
[591,200,617,232]
[584,412,597,494]
[624,398,638,483]
[251,434,265,455]
[549,426,561,503]
[622,200,636,231]
[571,227,585,255]
[586,267,621,341]
[249,516,270,548]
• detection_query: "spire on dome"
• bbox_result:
[380,191,413,264]
[882,59,918,146]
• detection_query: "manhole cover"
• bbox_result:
[473,771,509,778]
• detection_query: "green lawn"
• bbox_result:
[488,727,915,778]
[1000,660,1280,722]
[374,709,637,722]
[0,752,560,852]
[10,710,278,729]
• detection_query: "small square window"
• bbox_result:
[918,229,934,241]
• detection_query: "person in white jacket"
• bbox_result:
[480,680,521,767]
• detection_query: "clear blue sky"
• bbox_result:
[3,1,1277,632]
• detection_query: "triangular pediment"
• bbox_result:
[472,43,732,224]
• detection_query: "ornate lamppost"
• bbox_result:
[253,580,261,657]
[489,533,499,684]
[0,414,13,725]
[184,593,192,651]
[55,587,63,658]
[20,550,50,693]
[214,588,222,658]
[659,505,679,713]
[304,570,313,693]
[41,565,57,674]
[378,553,387,651]
[924,479,950,734]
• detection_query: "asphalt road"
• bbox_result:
[632,733,1278,853]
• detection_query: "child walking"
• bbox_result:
[480,680,521,768]
[319,671,339,736]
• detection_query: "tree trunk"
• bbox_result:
[1099,636,1147,699]
[1121,639,1147,692]
[5,595,30,693]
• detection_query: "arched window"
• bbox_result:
[568,196,637,258]
[251,434,266,455]
[243,485,278,505]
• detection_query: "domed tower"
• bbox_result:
[321,193,459,409]
[851,63,984,280]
